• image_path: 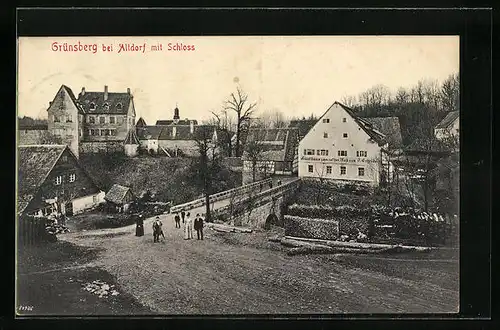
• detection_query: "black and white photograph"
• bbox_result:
[16,34,461,315]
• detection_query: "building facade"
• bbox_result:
[17,145,105,217]
[298,102,390,186]
[434,111,459,141]
[46,85,136,157]
[242,128,299,184]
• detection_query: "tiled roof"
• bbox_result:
[105,184,133,205]
[288,119,317,138]
[361,117,403,149]
[17,145,67,213]
[158,125,215,141]
[435,111,459,129]
[18,124,48,131]
[156,119,199,126]
[124,129,140,145]
[243,128,299,162]
[136,125,164,140]
[48,85,85,114]
[78,90,132,114]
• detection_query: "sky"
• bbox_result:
[18,36,459,124]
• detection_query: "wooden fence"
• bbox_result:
[17,215,51,246]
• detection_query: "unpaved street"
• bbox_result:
[57,212,459,314]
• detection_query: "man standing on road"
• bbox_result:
[194,213,204,240]
[181,210,186,224]
[174,212,181,229]
[153,216,165,243]
[184,212,193,240]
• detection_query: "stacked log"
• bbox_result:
[275,236,432,256]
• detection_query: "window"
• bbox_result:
[103,103,110,110]
[89,116,95,124]
[326,166,332,174]
[358,167,365,176]
[110,129,117,136]
[117,117,124,124]
[69,173,76,182]
[308,165,313,173]
[61,155,68,162]
[320,149,329,156]
[90,102,96,110]
[317,149,321,155]
[323,133,328,138]
[109,116,115,124]
[53,115,60,122]
[116,103,122,110]
[342,118,347,123]
[55,176,62,185]
[66,114,73,122]
[322,118,330,123]
[343,133,348,138]
[100,116,105,124]
[357,150,367,157]
[305,149,315,155]
[340,166,346,175]
[338,150,347,157]
[79,129,83,137]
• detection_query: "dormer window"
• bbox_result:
[90,102,96,110]
[103,103,110,110]
[116,103,123,110]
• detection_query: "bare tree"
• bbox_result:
[224,87,257,157]
[192,127,219,223]
[340,95,357,108]
[441,73,460,113]
[394,87,410,105]
[211,110,234,157]
[244,133,266,183]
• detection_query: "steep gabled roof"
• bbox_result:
[331,102,387,146]
[435,111,459,129]
[242,127,299,162]
[124,129,140,145]
[288,119,317,138]
[17,145,67,213]
[105,184,133,205]
[48,85,85,114]
[78,89,132,114]
[361,117,403,149]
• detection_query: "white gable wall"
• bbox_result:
[298,103,383,186]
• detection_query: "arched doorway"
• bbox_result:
[264,213,279,230]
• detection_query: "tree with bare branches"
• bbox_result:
[244,134,266,183]
[224,87,257,157]
[210,109,234,157]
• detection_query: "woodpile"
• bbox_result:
[206,223,253,234]
[275,236,432,256]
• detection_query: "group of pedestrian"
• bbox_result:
[134,210,205,243]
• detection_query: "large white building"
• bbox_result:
[298,102,394,186]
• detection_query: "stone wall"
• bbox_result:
[284,215,340,240]
[80,141,124,154]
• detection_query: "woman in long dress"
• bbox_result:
[135,214,144,237]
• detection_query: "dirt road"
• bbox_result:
[57,210,459,314]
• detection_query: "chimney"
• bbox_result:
[104,85,108,101]
[172,126,177,138]
[127,88,130,95]
[81,87,85,96]
[49,101,52,106]
[190,120,194,134]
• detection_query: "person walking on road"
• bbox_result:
[184,212,193,239]
[194,213,204,240]
[174,212,181,228]
[153,216,165,243]
[135,214,144,237]
[181,210,186,224]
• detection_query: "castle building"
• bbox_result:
[46,85,136,158]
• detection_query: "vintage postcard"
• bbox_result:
[16,35,460,315]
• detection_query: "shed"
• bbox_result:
[104,184,135,212]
